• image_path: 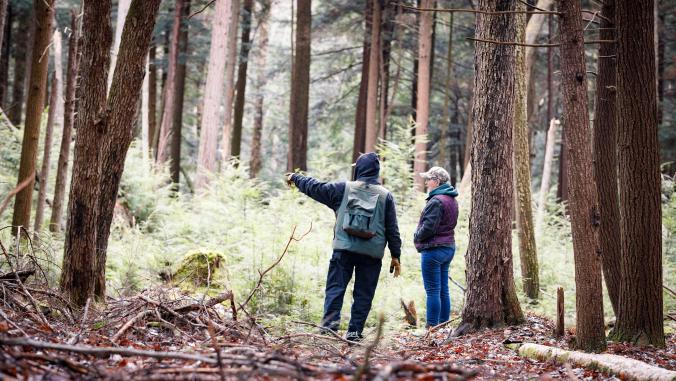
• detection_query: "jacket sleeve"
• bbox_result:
[385,193,402,259]
[290,174,344,211]
[414,198,443,244]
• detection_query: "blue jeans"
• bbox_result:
[420,245,455,327]
[321,250,382,335]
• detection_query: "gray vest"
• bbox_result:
[333,181,389,259]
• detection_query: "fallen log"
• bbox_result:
[510,342,676,381]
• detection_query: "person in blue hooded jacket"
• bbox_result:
[286,152,402,342]
[414,166,459,328]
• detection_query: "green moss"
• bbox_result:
[172,250,226,289]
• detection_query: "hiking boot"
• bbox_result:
[345,331,363,343]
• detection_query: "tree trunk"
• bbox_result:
[440,11,453,172]
[196,0,231,188]
[108,0,131,90]
[169,0,190,186]
[34,30,62,234]
[50,12,80,233]
[287,0,311,172]
[8,6,29,126]
[148,43,157,158]
[535,118,559,234]
[351,0,372,163]
[0,0,8,78]
[592,0,621,316]
[558,0,606,352]
[93,0,161,299]
[141,55,150,165]
[413,0,433,191]
[513,2,538,300]
[364,0,381,153]
[249,0,271,178]
[60,0,113,306]
[611,0,664,348]
[453,0,524,336]
[11,0,53,230]
[378,1,394,142]
[0,4,11,108]
[156,0,185,164]
[221,0,240,161]
[230,0,253,160]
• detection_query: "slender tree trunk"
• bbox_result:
[454,0,524,336]
[413,0,433,191]
[0,4,10,108]
[558,0,606,352]
[148,43,157,158]
[231,0,253,160]
[60,0,113,306]
[141,55,150,165]
[364,0,381,153]
[11,0,53,230]
[221,0,240,161]
[535,118,559,234]
[352,0,372,163]
[50,12,80,233]
[410,0,420,130]
[34,30,62,234]
[287,0,311,172]
[611,0,664,348]
[378,2,394,142]
[440,12,453,172]
[513,3,539,300]
[92,0,161,299]
[249,0,271,178]
[592,0,621,316]
[9,6,29,126]
[170,0,190,186]
[108,0,131,90]
[0,0,9,87]
[156,0,185,164]
[196,0,231,188]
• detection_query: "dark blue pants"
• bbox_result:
[321,250,382,335]
[420,245,455,327]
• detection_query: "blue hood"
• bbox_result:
[354,152,380,183]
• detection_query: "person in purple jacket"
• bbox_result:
[414,167,459,328]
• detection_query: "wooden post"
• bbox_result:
[555,287,564,337]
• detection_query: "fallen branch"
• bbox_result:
[353,314,385,380]
[0,172,36,219]
[111,310,154,343]
[372,361,477,381]
[511,343,676,381]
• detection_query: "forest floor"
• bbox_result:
[0,284,674,380]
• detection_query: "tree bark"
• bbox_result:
[364,0,381,153]
[413,0,433,191]
[196,0,232,188]
[8,6,30,126]
[611,0,664,348]
[169,0,190,186]
[351,0,372,163]
[156,0,185,164]
[50,12,80,233]
[378,2,394,142]
[535,118,559,234]
[0,4,11,108]
[141,55,150,165]
[108,0,131,90]
[287,0,311,172]
[440,11,453,172]
[249,0,271,178]
[148,43,157,158]
[454,0,524,336]
[11,0,53,230]
[513,2,538,300]
[558,0,606,352]
[0,0,8,75]
[221,0,240,161]
[592,0,621,316]
[230,0,253,160]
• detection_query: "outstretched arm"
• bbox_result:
[289,174,345,211]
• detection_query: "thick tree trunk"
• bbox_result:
[221,0,240,161]
[231,0,253,160]
[454,0,524,336]
[11,0,53,230]
[8,6,29,126]
[60,0,112,306]
[535,118,559,234]
[364,0,381,153]
[93,0,161,298]
[148,44,157,158]
[50,12,80,233]
[287,0,311,172]
[558,0,606,352]
[611,0,664,348]
[156,0,185,164]
[0,4,10,108]
[351,0,372,163]
[413,0,433,191]
[108,0,131,90]
[170,1,190,186]
[592,0,621,316]
[514,3,538,300]
[196,0,231,188]
[249,0,271,179]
